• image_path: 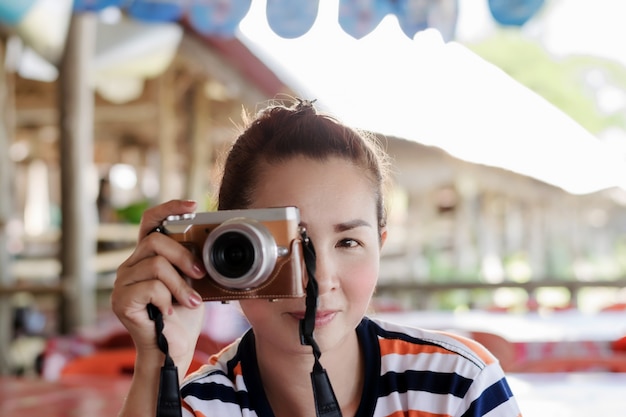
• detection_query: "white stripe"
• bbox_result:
[372,390,465,417]
[381,350,482,377]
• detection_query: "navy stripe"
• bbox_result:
[181,379,251,409]
[460,378,514,417]
[379,370,473,398]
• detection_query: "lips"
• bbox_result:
[289,310,337,327]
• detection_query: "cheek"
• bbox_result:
[238,300,271,326]
[343,257,379,301]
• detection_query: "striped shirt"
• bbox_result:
[181,317,522,417]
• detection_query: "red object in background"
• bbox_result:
[57,326,230,378]
[602,302,626,312]
[61,348,137,377]
[611,335,626,353]
[512,354,626,373]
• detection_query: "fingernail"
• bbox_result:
[189,292,202,307]
[183,200,197,207]
[167,307,174,316]
[193,262,204,276]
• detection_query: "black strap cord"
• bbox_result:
[299,229,343,417]
[147,226,182,417]
[147,303,183,417]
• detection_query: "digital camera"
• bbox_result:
[160,206,306,302]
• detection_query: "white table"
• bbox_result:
[507,372,626,417]
[373,310,626,342]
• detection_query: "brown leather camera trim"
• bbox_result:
[192,239,307,301]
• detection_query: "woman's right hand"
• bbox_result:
[111,199,206,372]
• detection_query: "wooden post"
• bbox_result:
[157,69,180,203]
[0,37,15,375]
[186,84,212,206]
[58,14,98,333]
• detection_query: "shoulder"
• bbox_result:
[362,317,521,416]
[180,337,250,416]
[365,317,498,371]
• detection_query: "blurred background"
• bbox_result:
[1,1,626,416]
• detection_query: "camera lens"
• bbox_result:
[202,218,279,290]
[210,232,255,278]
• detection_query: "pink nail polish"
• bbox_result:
[193,263,204,276]
[189,293,202,307]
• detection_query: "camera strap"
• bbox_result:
[299,230,343,417]
[146,226,341,417]
[147,226,183,417]
[147,302,183,417]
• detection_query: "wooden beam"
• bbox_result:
[16,102,158,127]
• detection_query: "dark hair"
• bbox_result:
[217,100,390,231]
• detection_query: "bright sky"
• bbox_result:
[237,0,626,195]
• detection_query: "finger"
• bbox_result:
[111,277,175,338]
[123,232,205,280]
[115,256,202,308]
[137,199,198,239]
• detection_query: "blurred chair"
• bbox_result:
[610,335,626,353]
[61,348,137,376]
[61,347,210,377]
[468,331,517,372]
[95,330,134,350]
[600,302,626,312]
[510,354,626,373]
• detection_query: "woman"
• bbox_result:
[112,100,521,417]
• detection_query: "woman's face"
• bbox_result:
[239,156,386,356]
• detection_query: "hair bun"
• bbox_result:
[294,98,318,114]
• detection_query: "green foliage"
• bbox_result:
[115,200,150,224]
[466,31,626,133]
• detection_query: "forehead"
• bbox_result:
[250,156,377,212]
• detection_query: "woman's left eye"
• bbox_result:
[337,238,360,248]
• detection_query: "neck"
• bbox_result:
[255,331,364,417]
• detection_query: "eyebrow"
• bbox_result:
[334,219,372,233]
[300,219,372,233]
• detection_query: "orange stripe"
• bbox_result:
[442,332,496,365]
[233,362,243,377]
[385,410,452,417]
[379,338,456,357]
[182,401,207,416]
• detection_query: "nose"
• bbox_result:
[313,251,338,295]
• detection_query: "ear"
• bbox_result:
[379,226,388,248]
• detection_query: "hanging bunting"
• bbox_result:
[188,0,251,37]
[0,0,546,48]
[338,0,394,39]
[73,0,124,13]
[338,0,458,41]
[266,0,319,39]
[127,0,185,22]
[488,0,545,26]
[395,0,458,41]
